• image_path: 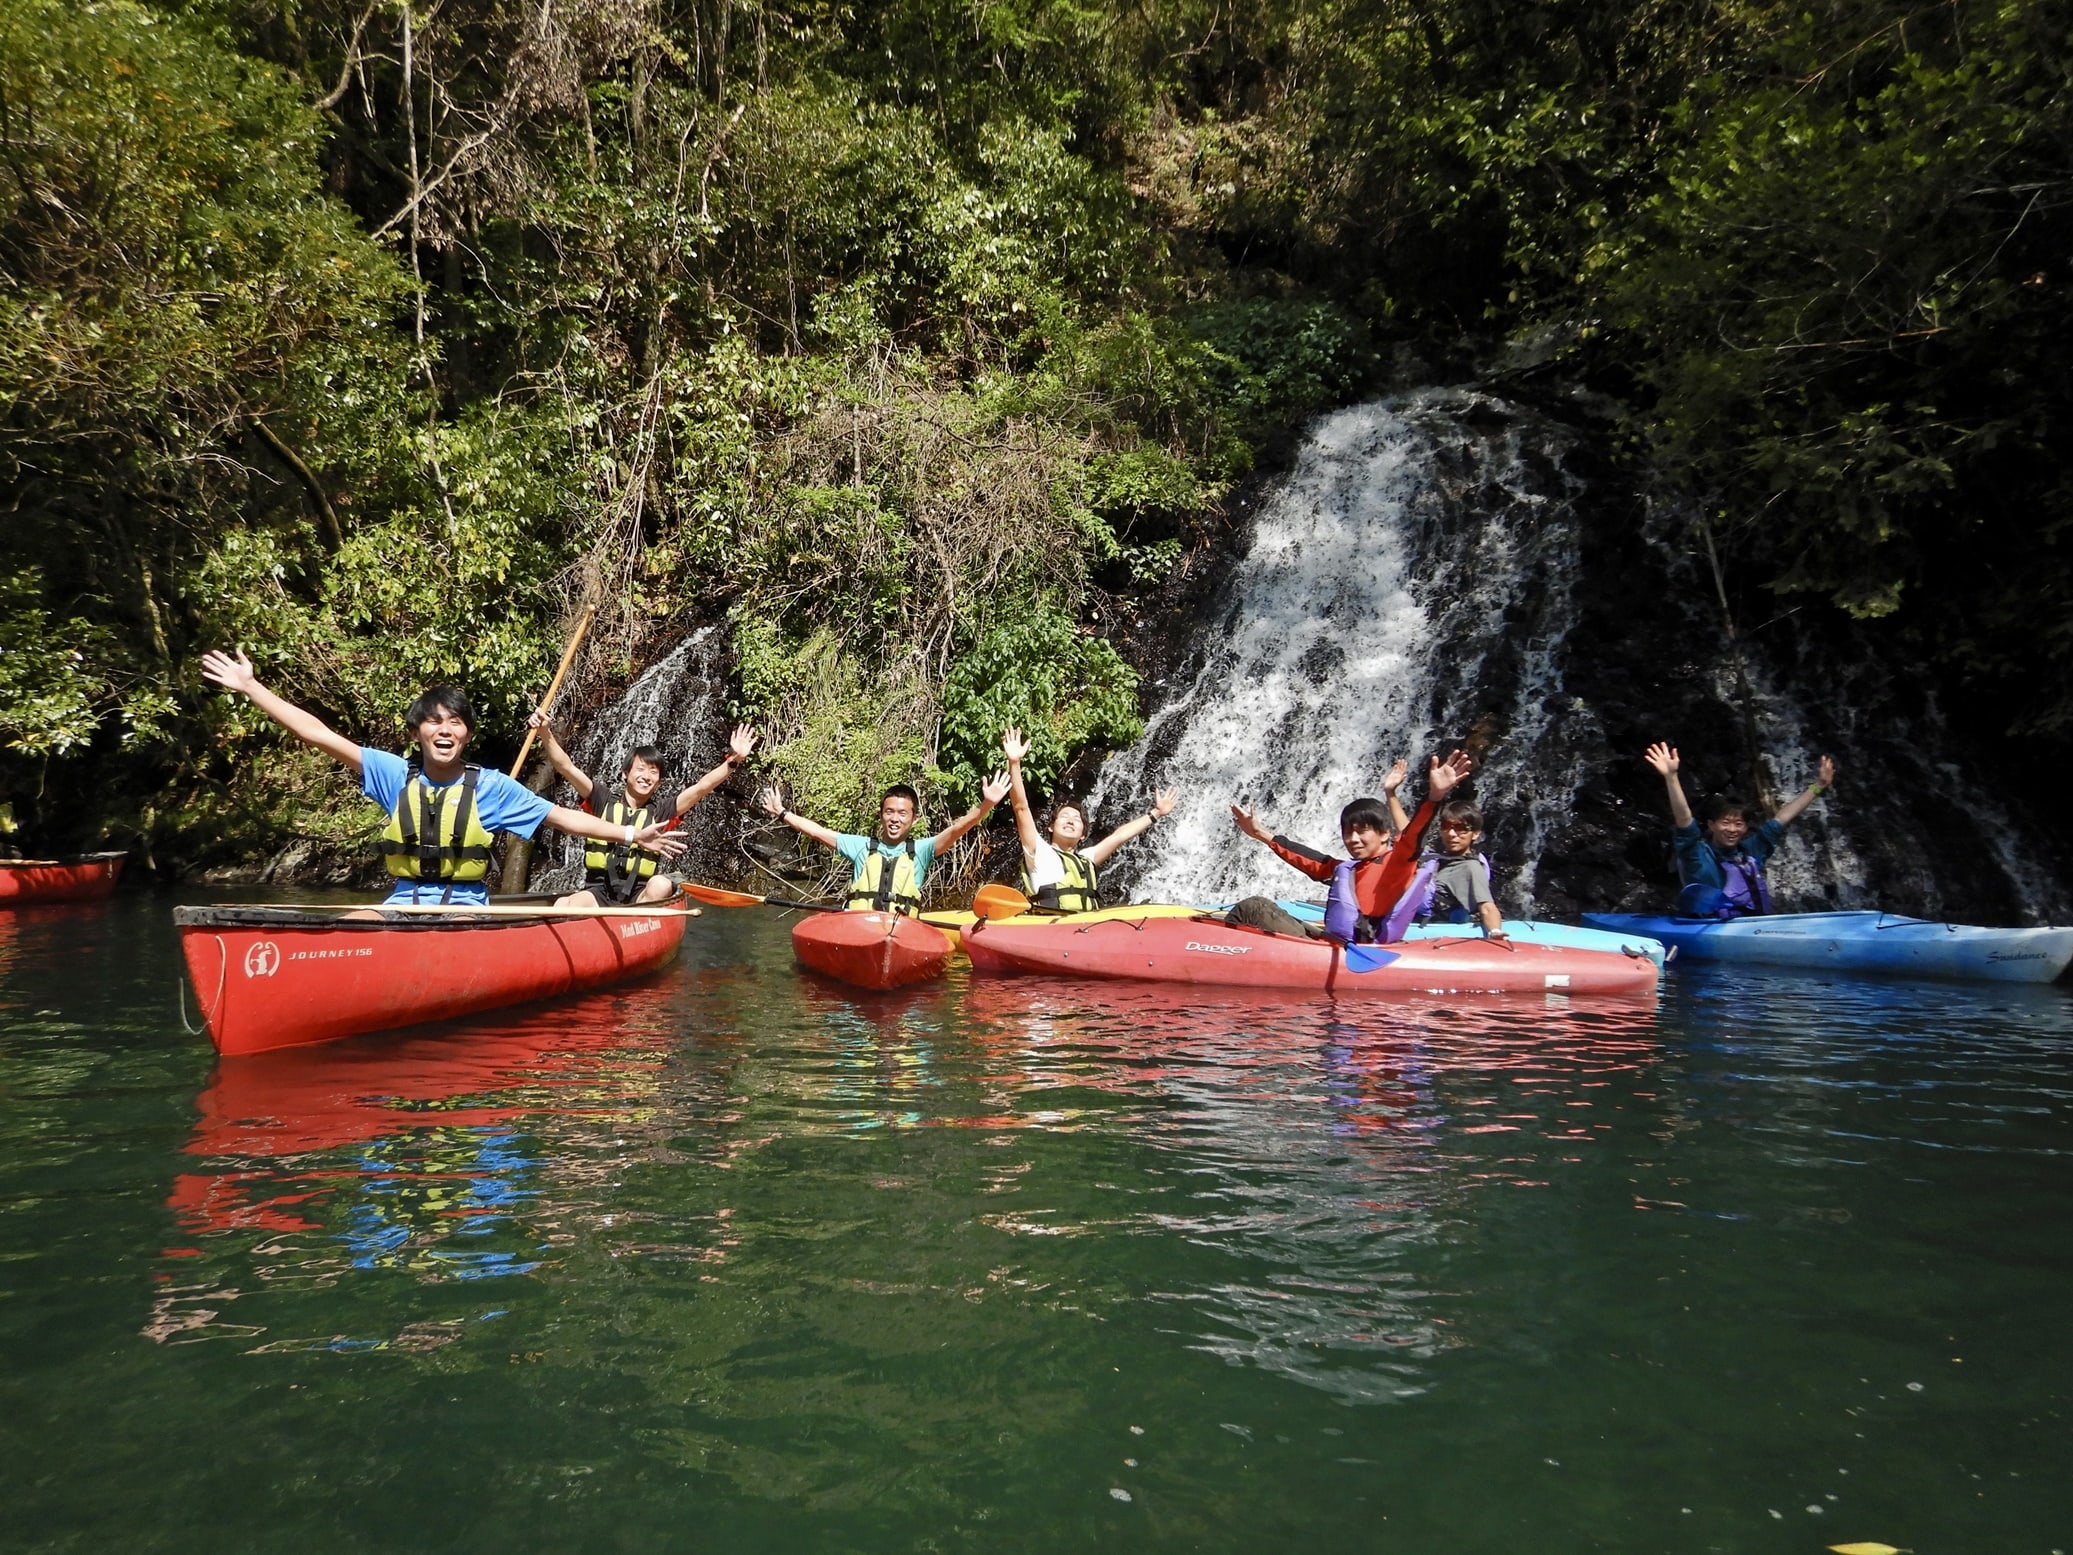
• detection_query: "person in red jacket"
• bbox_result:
[1225,749,1475,942]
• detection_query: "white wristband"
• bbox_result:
[623,823,636,845]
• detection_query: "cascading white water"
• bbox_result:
[531,625,729,891]
[1089,391,1590,913]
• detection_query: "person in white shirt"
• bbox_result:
[999,726,1175,912]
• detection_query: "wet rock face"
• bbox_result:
[531,627,755,895]
[1085,390,2073,926]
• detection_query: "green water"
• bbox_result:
[1,895,2068,1553]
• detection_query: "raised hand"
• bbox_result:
[1814,753,1837,788]
[1230,802,1269,841]
[757,785,787,818]
[1428,748,1474,798]
[527,708,555,734]
[635,824,691,860]
[728,723,760,762]
[1001,725,1030,763]
[1643,742,1680,777]
[1381,758,1408,794]
[1151,788,1178,820]
[199,648,259,695]
[981,769,1012,805]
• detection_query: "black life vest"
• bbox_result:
[378,763,494,890]
[1021,846,1100,913]
[583,796,668,904]
[845,838,922,915]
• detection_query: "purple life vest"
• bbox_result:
[1322,857,1372,944]
[1717,850,1772,916]
[1379,851,1493,939]
[1379,858,1442,943]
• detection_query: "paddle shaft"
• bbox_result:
[238,901,703,919]
[681,880,963,923]
[509,602,597,778]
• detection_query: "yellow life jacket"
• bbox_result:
[378,764,495,885]
[582,796,667,903]
[845,838,922,915]
[1021,846,1101,913]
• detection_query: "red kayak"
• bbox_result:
[0,852,124,905]
[961,913,1658,997]
[177,905,690,1056]
[791,910,952,990]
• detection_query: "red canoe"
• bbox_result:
[961,913,1658,997]
[177,905,690,1056]
[0,852,124,905]
[791,910,952,990]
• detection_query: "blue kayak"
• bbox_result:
[1581,911,2073,984]
[1212,900,1669,968]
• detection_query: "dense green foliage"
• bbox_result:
[1,0,2067,862]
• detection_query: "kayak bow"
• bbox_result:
[791,910,952,990]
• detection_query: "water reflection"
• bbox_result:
[152,982,688,1348]
[948,977,1663,1404]
[154,957,1668,1407]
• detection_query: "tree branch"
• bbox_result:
[249,418,344,550]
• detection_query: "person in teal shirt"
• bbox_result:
[759,775,1008,914]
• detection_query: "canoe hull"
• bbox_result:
[962,915,1658,996]
[0,853,124,905]
[178,906,688,1056]
[1232,900,1669,968]
[792,911,952,990]
[1581,911,2073,984]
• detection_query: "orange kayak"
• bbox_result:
[792,910,952,990]
[0,852,124,905]
[961,913,1658,997]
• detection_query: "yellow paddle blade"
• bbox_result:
[972,883,1033,920]
[1828,1543,1906,1554]
[680,882,769,908]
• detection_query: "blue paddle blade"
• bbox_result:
[1343,944,1401,973]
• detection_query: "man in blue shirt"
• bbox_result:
[757,772,1009,914]
[1643,741,1837,916]
[200,648,686,907]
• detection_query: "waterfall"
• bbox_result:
[530,626,733,892]
[1089,390,1589,914]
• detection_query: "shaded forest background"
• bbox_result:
[2,0,2067,870]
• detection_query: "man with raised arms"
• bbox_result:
[1643,741,1837,917]
[199,648,687,908]
[525,711,758,907]
[758,772,1010,915]
[1227,750,1476,942]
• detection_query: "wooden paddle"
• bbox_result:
[681,881,965,929]
[497,597,599,894]
[509,600,598,780]
[240,901,704,919]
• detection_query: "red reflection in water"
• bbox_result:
[169,983,681,1238]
